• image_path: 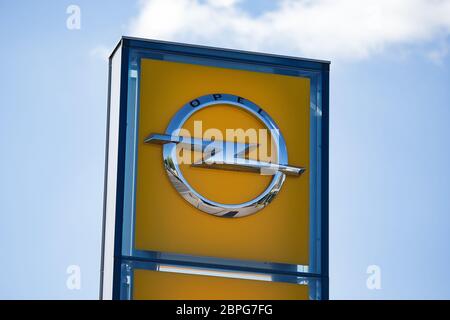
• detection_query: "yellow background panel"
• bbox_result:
[135,59,310,265]
[133,269,309,300]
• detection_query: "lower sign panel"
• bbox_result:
[133,268,309,300]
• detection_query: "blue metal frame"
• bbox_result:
[101,36,330,300]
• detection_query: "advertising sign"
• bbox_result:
[101,37,329,300]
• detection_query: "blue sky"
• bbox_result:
[0,0,449,299]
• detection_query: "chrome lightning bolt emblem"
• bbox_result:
[145,134,304,176]
[145,93,306,218]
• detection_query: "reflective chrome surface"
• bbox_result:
[145,133,305,176]
[145,93,305,218]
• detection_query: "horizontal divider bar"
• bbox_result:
[119,255,324,279]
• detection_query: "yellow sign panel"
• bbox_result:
[135,58,310,265]
[133,269,309,300]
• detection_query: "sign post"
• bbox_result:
[100,37,329,300]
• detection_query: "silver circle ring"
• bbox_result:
[162,93,289,218]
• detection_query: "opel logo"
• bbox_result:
[145,93,305,218]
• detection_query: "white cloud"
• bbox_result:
[206,0,241,8]
[427,41,450,65]
[128,0,450,61]
[89,45,110,61]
